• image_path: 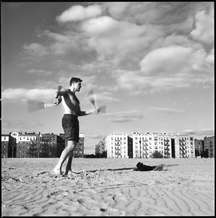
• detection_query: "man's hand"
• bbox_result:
[54,96,62,105]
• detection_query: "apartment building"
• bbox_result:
[105,132,173,159]
[7,132,66,158]
[58,133,84,157]
[73,134,85,157]
[11,132,40,158]
[105,133,132,158]
[174,135,195,158]
[194,139,204,157]
[132,132,148,158]
[204,136,215,157]
[1,135,10,158]
[132,132,172,158]
[164,135,172,158]
[1,134,16,158]
[2,131,208,159]
[39,133,65,157]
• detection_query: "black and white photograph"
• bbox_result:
[1,1,214,216]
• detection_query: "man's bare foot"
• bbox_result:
[51,167,62,175]
[64,170,75,177]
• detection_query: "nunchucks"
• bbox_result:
[87,89,106,113]
[27,100,46,112]
[27,86,62,113]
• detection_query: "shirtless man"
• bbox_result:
[52,77,97,176]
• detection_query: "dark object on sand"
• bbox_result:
[135,162,164,171]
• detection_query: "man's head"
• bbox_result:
[69,77,82,92]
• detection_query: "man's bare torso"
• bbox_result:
[61,90,80,115]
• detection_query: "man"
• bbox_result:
[52,77,98,176]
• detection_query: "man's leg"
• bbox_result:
[64,142,78,175]
[64,151,73,175]
[52,140,76,175]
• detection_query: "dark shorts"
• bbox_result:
[62,114,79,143]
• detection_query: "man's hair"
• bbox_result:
[69,77,82,86]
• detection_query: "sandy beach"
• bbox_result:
[2,158,215,216]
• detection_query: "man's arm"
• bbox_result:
[44,95,62,108]
[78,109,97,116]
[44,98,62,108]
[56,86,70,98]
[44,103,57,108]
[78,106,106,116]
[61,91,98,116]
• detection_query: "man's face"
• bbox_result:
[75,82,82,92]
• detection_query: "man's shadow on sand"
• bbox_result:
[74,164,179,174]
[36,164,179,177]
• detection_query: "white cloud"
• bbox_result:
[114,69,188,94]
[94,91,119,103]
[22,2,214,95]
[113,70,146,91]
[151,34,199,51]
[2,119,44,133]
[23,43,49,56]
[2,88,56,101]
[57,4,102,23]
[27,69,53,76]
[81,16,119,36]
[43,30,71,42]
[140,45,213,82]
[78,2,213,71]
[112,43,213,93]
[149,106,184,113]
[140,45,212,82]
[206,48,214,64]
[113,71,187,94]
[109,110,144,123]
[140,46,193,75]
[81,16,158,68]
[41,30,81,55]
[191,7,214,45]
[105,2,198,26]
[104,2,130,18]
[24,3,213,73]
[177,129,214,137]
[24,29,96,59]
[79,4,204,69]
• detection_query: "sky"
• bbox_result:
[1,2,214,153]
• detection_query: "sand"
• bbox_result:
[2,158,215,216]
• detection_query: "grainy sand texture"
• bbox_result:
[2,158,215,216]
